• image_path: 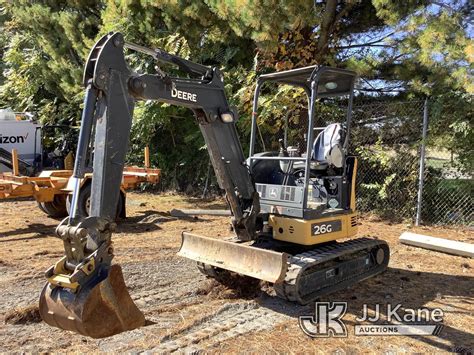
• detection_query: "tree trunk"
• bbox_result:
[316,0,338,61]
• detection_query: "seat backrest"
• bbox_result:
[311,123,344,168]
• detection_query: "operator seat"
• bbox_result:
[291,123,344,173]
[310,123,344,170]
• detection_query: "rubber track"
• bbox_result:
[274,237,389,305]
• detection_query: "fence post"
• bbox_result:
[415,98,429,226]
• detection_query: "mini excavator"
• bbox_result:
[39,32,389,338]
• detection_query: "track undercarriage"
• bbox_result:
[194,237,390,305]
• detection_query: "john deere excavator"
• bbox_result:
[39,32,389,338]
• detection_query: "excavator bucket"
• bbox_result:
[39,264,145,338]
[178,232,288,283]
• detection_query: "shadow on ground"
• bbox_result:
[117,210,210,235]
[182,197,228,210]
[0,210,184,241]
[0,223,53,242]
[257,267,473,351]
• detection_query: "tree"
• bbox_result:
[0,0,472,189]
[0,0,102,124]
[340,1,473,94]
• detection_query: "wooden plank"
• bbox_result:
[11,149,19,176]
[144,146,150,168]
[400,232,474,258]
[170,208,231,217]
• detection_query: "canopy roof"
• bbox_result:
[258,66,357,97]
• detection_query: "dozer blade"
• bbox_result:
[178,232,288,283]
[39,264,145,338]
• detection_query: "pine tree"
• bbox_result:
[0,0,472,185]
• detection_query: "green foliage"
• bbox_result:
[371,0,473,95]
[128,101,211,191]
[0,0,101,125]
[356,142,420,221]
[422,169,473,225]
[0,0,472,192]
[428,93,473,173]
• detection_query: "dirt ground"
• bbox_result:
[0,192,472,353]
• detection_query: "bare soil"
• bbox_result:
[0,193,472,353]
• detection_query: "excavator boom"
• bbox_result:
[39,32,263,337]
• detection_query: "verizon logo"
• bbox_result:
[0,133,29,144]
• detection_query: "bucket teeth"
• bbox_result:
[39,264,145,338]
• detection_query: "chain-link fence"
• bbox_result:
[350,98,425,222]
[250,92,473,226]
[351,97,473,226]
[421,146,473,225]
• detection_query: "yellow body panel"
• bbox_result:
[269,213,358,245]
[269,157,359,246]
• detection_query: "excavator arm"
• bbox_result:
[83,33,259,237]
[39,32,261,338]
